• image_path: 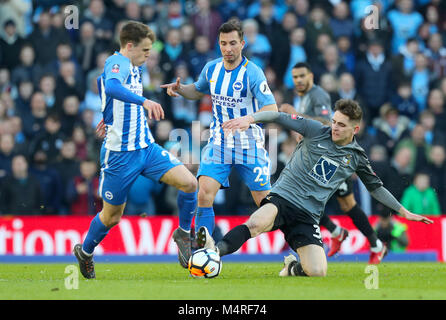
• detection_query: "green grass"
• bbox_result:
[0,262,445,300]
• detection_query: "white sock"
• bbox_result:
[331,226,342,237]
[370,239,383,253]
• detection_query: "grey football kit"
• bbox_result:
[295,85,332,121]
[255,112,402,248]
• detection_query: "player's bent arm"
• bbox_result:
[370,186,434,224]
[177,83,205,100]
[105,78,146,105]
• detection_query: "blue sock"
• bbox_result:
[82,213,110,255]
[177,190,197,232]
[195,207,215,234]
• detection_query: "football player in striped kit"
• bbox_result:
[162,19,278,259]
[74,21,198,278]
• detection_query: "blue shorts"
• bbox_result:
[99,143,182,205]
[197,143,271,191]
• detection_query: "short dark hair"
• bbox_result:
[334,99,363,123]
[120,21,156,47]
[292,62,312,73]
[218,19,244,41]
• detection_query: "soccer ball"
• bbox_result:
[188,248,222,278]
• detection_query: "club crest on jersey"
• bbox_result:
[111,64,120,73]
[233,80,243,91]
[342,155,352,166]
[309,156,339,184]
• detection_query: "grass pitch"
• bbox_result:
[0,262,445,300]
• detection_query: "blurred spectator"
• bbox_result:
[81,0,113,44]
[55,61,85,108]
[191,0,223,49]
[418,109,446,146]
[60,95,82,137]
[425,144,446,213]
[283,27,307,90]
[75,21,107,74]
[411,53,435,111]
[13,79,33,116]
[165,0,186,30]
[38,73,56,110]
[424,33,446,79]
[218,0,247,22]
[0,19,26,70]
[28,113,65,164]
[142,49,165,104]
[337,72,362,103]
[106,0,127,26]
[242,18,271,70]
[355,40,393,123]
[180,22,196,55]
[28,9,70,67]
[391,37,420,86]
[336,35,355,73]
[293,0,310,27]
[160,28,186,83]
[401,171,441,215]
[423,4,441,35]
[187,35,217,80]
[319,73,340,104]
[66,159,102,215]
[10,44,43,86]
[124,175,163,216]
[312,43,349,83]
[0,67,11,94]
[0,133,15,180]
[427,87,446,131]
[0,0,32,38]
[29,149,63,214]
[305,5,333,59]
[80,75,102,127]
[391,81,419,122]
[21,91,47,140]
[0,154,43,215]
[373,105,410,156]
[271,11,298,84]
[375,216,409,252]
[124,1,141,22]
[394,124,430,174]
[54,139,80,213]
[387,0,424,54]
[329,1,354,40]
[72,125,89,161]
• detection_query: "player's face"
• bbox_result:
[219,31,245,65]
[331,111,359,145]
[292,67,313,95]
[129,38,153,66]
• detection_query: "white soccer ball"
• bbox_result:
[188,248,222,278]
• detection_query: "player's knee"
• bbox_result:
[197,187,214,206]
[180,175,197,193]
[304,265,327,277]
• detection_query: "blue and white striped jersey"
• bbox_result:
[194,57,276,152]
[98,52,154,152]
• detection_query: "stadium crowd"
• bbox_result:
[0,0,445,222]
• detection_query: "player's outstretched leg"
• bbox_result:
[172,227,193,268]
[73,244,96,279]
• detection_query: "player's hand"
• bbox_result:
[96,119,106,139]
[400,209,434,224]
[279,103,297,115]
[160,77,181,97]
[222,115,254,134]
[143,99,165,121]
